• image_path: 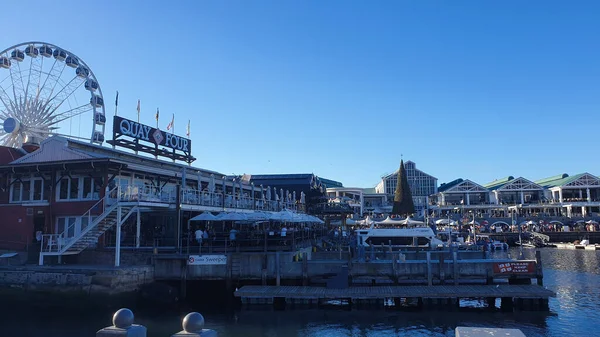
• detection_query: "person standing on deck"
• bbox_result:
[195,227,204,253]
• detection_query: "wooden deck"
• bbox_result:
[235,285,555,300]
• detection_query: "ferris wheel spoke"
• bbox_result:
[9,63,24,104]
[47,104,93,125]
[37,59,64,103]
[47,75,85,110]
[26,56,43,101]
[0,84,16,115]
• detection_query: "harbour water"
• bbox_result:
[3,248,599,337]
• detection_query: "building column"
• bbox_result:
[558,188,563,203]
[582,206,587,217]
[441,193,446,206]
[520,191,525,204]
[579,189,583,199]
[494,191,499,205]
[360,193,364,217]
[466,193,470,206]
[136,207,141,248]
[587,188,591,202]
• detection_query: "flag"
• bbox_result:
[166,113,174,131]
[115,91,119,107]
[186,120,190,137]
[136,99,140,122]
[155,108,160,128]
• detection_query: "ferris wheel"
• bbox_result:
[0,41,106,148]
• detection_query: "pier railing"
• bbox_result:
[96,308,216,337]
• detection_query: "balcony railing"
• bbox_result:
[109,185,307,212]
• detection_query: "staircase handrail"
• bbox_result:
[52,186,119,253]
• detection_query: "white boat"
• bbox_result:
[355,226,444,249]
[553,239,600,250]
[475,235,509,251]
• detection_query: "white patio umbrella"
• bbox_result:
[377,217,405,225]
[435,218,458,225]
[245,212,271,221]
[300,191,306,203]
[260,184,265,200]
[216,212,249,221]
[270,209,298,222]
[400,217,424,225]
[266,186,272,200]
[190,212,218,221]
[293,191,297,202]
[585,220,598,224]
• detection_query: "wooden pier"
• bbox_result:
[235,284,555,311]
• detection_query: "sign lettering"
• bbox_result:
[110,116,194,163]
[188,255,227,265]
[493,262,535,275]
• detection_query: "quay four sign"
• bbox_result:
[111,116,194,163]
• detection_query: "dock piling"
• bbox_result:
[426,252,432,286]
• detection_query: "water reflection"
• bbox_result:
[3,248,600,337]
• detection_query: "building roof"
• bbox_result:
[3,136,223,178]
[438,179,464,192]
[382,160,437,181]
[0,146,26,165]
[534,174,570,188]
[483,176,515,190]
[319,177,343,188]
[535,173,600,188]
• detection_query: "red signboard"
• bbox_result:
[493,262,535,275]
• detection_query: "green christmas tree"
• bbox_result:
[392,159,415,216]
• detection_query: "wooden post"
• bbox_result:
[453,251,458,285]
[426,251,432,286]
[439,252,445,285]
[535,250,544,286]
[276,251,280,286]
[302,252,308,286]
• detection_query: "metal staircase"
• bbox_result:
[39,187,137,265]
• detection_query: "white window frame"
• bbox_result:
[57,175,100,201]
[9,175,45,203]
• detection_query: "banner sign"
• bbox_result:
[188,255,227,266]
[493,261,535,275]
[108,116,195,163]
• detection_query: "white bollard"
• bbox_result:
[171,312,217,337]
[96,308,147,337]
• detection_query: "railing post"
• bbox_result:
[96,308,146,337]
[171,312,217,337]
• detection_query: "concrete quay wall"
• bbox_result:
[154,251,538,285]
[0,266,153,295]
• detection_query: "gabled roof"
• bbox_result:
[534,174,569,188]
[486,177,542,191]
[484,176,515,190]
[440,179,489,193]
[438,179,464,192]
[0,146,26,165]
[539,173,600,188]
[11,137,102,164]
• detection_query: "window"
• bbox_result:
[57,176,101,201]
[10,177,44,202]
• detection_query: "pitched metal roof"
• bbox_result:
[483,176,515,190]
[438,179,464,192]
[534,174,570,188]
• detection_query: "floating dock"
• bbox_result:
[235,284,555,311]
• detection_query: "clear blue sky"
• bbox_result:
[3,1,600,187]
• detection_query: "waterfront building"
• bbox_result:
[429,173,600,219]
[375,161,438,217]
[0,135,307,264]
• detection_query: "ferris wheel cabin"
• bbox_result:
[65,55,79,68]
[0,57,11,69]
[39,45,53,57]
[85,79,99,92]
[25,45,39,57]
[10,49,24,62]
[53,48,67,61]
[76,66,89,78]
[90,95,104,108]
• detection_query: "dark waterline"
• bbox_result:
[3,248,600,337]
